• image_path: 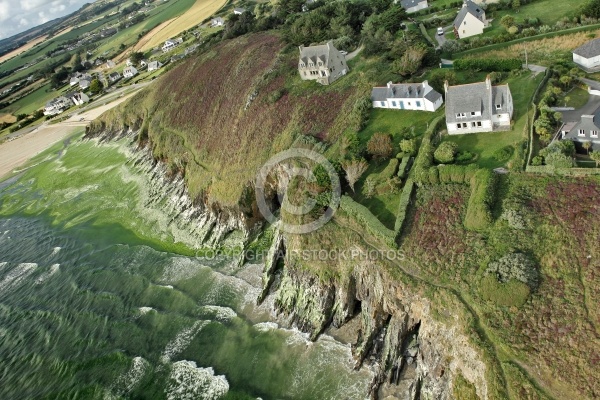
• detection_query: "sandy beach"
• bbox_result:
[0,90,139,180]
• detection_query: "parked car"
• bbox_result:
[437,27,444,36]
[340,50,348,55]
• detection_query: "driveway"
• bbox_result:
[560,94,600,122]
[434,25,452,48]
[345,45,363,61]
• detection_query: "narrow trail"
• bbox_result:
[332,215,558,400]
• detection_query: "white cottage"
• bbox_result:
[573,38,600,72]
[453,0,486,39]
[371,81,443,112]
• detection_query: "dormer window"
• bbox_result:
[592,130,599,138]
[578,129,585,137]
[496,104,502,110]
[456,112,466,118]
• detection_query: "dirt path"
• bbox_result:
[0,90,139,179]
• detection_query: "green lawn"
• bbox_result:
[441,71,544,169]
[557,86,589,109]
[480,0,589,38]
[4,83,57,115]
[359,108,442,147]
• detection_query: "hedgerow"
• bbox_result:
[339,195,396,247]
[397,155,411,179]
[464,169,497,230]
[453,58,522,72]
[394,178,414,234]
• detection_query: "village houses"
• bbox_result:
[162,38,183,53]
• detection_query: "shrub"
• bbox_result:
[351,97,372,131]
[394,178,414,234]
[437,164,479,184]
[464,169,497,230]
[485,252,539,289]
[492,145,514,162]
[456,151,475,162]
[501,209,528,230]
[399,138,418,155]
[434,142,458,164]
[397,155,411,179]
[531,155,544,166]
[367,133,393,159]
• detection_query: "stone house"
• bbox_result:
[298,41,349,85]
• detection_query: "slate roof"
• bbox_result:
[446,81,490,123]
[493,86,510,113]
[299,42,338,68]
[573,38,600,58]
[400,0,426,9]
[563,111,600,149]
[453,0,485,29]
[371,82,442,104]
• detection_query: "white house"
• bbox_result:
[400,0,428,14]
[445,76,513,134]
[147,60,163,72]
[43,96,71,116]
[298,41,349,85]
[126,58,133,67]
[233,7,246,14]
[140,59,148,68]
[371,81,443,112]
[573,38,600,72]
[66,92,90,106]
[162,37,183,53]
[453,0,486,39]
[123,66,138,78]
[70,75,80,86]
[108,72,121,83]
[79,79,91,90]
[105,60,116,69]
[211,17,224,27]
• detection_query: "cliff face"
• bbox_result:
[260,224,491,400]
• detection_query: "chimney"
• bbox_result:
[462,0,468,7]
[485,74,491,90]
[387,81,393,88]
[299,45,303,52]
[444,80,449,94]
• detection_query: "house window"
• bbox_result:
[318,62,322,66]
[304,72,307,76]
[408,102,411,106]
[391,101,397,107]
[380,101,386,107]
[592,130,599,138]
[477,121,482,127]
[416,101,421,107]
[456,112,466,118]
[464,21,466,25]
[496,104,502,110]
[471,112,476,116]
[578,129,585,137]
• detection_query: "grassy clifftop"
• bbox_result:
[92,32,361,207]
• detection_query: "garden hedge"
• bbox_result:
[394,178,414,235]
[453,58,522,72]
[339,195,397,247]
[464,169,497,231]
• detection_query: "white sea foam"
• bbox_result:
[111,356,150,396]
[160,320,209,364]
[253,322,279,332]
[166,360,229,400]
[200,305,237,322]
[35,264,60,285]
[0,263,37,294]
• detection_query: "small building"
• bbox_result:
[371,81,443,112]
[105,60,116,69]
[70,75,81,86]
[298,41,349,86]
[171,54,184,63]
[211,17,224,27]
[43,96,71,116]
[147,60,163,72]
[233,7,246,15]
[185,44,199,56]
[66,92,90,106]
[400,0,428,14]
[561,110,600,151]
[79,79,91,90]
[162,37,183,53]
[573,38,600,72]
[108,72,122,83]
[453,0,486,39]
[123,66,139,78]
[445,76,513,135]
[126,59,133,67]
[140,59,148,68]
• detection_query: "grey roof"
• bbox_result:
[446,81,490,123]
[493,86,510,113]
[148,61,162,69]
[400,0,426,9]
[299,41,342,68]
[573,38,600,58]
[453,0,485,29]
[371,82,442,103]
[563,109,600,149]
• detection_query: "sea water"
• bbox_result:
[0,134,373,399]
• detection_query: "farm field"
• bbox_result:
[4,83,56,115]
[140,0,227,51]
[0,35,49,64]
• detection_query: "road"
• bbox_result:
[0,86,145,179]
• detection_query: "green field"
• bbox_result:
[441,71,544,169]
[92,0,197,57]
[557,86,590,109]
[358,108,442,147]
[4,83,56,115]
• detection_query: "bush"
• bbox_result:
[492,145,514,162]
[394,178,414,234]
[367,132,393,159]
[437,164,479,184]
[397,155,411,179]
[501,209,528,230]
[456,151,475,162]
[399,138,418,155]
[485,252,539,289]
[351,97,372,131]
[464,169,497,230]
[434,142,458,164]
[531,155,543,166]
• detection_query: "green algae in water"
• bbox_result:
[0,137,374,399]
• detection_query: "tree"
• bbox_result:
[367,133,393,159]
[399,138,418,155]
[342,158,368,192]
[392,44,427,76]
[583,141,592,155]
[512,0,521,9]
[564,96,570,107]
[89,79,103,94]
[590,150,600,167]
[428,69,457,94]
[16,113,27,121]
[341,131,360,159]
[500,15,515,29]
[130,51,145,64]
[434,142,458,164]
